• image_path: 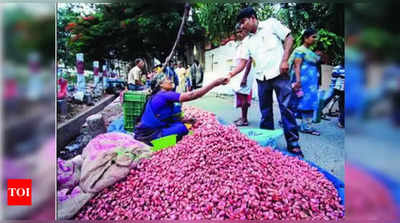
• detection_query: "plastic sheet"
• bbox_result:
[239,128,284,149]
[107,116,127,133]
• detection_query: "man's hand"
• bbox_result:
[214,77,229,86]
[280,60,289,75]
[223,74,232,85]
[292,81,301,91]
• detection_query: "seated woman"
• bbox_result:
[134,72,227,145]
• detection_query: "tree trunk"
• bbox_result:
[197,41,206,66]
[185,42,194,65]
[162,3,191,69]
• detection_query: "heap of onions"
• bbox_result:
[76,107,344,220]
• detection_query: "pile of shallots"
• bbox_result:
[181,105,218,129]
[76,106,344,220]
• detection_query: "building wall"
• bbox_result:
[204,41,259,98]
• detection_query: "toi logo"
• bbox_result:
[7,179,32,206]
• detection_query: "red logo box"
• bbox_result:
[7,179,32,206]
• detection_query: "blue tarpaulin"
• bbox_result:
[107,116,127,133]
[351,162,400,216]
[239,128,283,149]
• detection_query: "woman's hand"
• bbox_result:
[223,72,235,85]
[214,77,229,86]
[179,77,229,102]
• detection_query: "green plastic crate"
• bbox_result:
[123,108,143,131]
[123,118,138,132]
[124,91,147,103]
[123,102,145,116]
[123,91,148,131]
[151,134,177,152]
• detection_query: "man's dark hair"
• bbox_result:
[237,7,257,22]
[135,58,143,65]
[193,59,199,65]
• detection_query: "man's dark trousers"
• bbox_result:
[257,74,300,146]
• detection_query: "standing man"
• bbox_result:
[176,62,187,93]
[164,61,179,92]
[191,60,203,90]
[231,23,254,127]
[226,7,303,157]
[128,58,145,91]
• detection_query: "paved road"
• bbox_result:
[186,93,345,181]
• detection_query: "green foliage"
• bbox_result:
[195,2,274,46]
[195,3,241,46]
[59,3,206,69]
[275,3,344,65]
[57,4,81,66]
[359,28,392,50]
[58,2,344,67]
[64,72,77,83]
[316,29,344,65]
[5,6,54,64]
[277,3,344,37]
[294,29,344,65]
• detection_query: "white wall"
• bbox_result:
[204,41,259,99]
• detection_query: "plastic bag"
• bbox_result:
[239,128,284,149]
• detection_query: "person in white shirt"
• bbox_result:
[191,60,203,89]
[225,7,302,157]
[127,58,145,91]
[231,23,254,126]
[176,62,187,93]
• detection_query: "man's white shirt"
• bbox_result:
[240,18,291,81]
[128,66,142,85]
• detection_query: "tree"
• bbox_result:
[276,3,344,65]
[57,4,81,67]
[58,3,207,70]
[5,6,54,65]
[195,3,243,46]
[195,2,274,47]
[58,2,344,68]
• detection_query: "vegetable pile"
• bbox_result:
[76,107,344,220]
[345,164,398,221]
[181,105,217,129]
